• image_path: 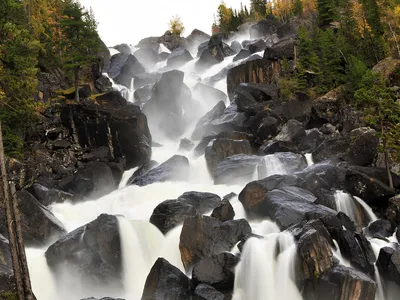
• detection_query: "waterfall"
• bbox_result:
[353,196,378,223]
[261,154,287,178]
[117,217,150,300]
[232,230,302,300]
[305,153,314,166]
[334,191,377,226]
[119,167,139,189]
[26,249,57,300]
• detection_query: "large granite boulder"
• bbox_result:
[45,214,121,287]
[179,215,251,270]
[130,155,189,186]
[142,258,191,300]
[60,92,152,169]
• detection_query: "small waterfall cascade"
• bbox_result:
[305,153,314,166]
[260,154,287,178]
[119,167,139,189]
[332,240,350,267]
[334,190,359,222]
[353,196,378,223]
[232,229,302,300]
[117,217,150,300]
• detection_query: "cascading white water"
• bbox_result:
[119,167,138,189]
[334,190,377,226]
[334,190,358,222]
[117,217,150,300]
[232,228,302,300]
[305,153,314,166]
[353,196,378,223]
[261,154,287,178]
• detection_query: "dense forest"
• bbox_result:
[213,0,400,177]
[0,0,102,158]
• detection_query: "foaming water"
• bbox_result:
[332,239,350,267]
[305,153,314,166]
[260,154,287,178]
[26,248,57,300]
[232,230,301,300]
[353,196,378,223]
[119,167,139,189]
[117,217,149,299]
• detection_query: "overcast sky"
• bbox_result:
[79,0,251,47]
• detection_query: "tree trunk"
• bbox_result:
[74,67,80,102]
[0,121,36,300]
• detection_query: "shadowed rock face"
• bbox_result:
[179,215,251,271]
[303,265,376,300]
[130,155,189,186]
[205,138,252,175]
[142,258,190,300]
[45,214,121,288]
[60,92,152,170]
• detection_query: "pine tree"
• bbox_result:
[60,0,101,102]
[317,0,337,27]
[250,0,267,19]
[354,71,400,188]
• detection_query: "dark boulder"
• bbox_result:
[205,138,252,174]
[108,53,145,87]
[196,35,235,72]
[347,127,379,166]
[63,161,115,199]
[32,183,73,206]
[193,284,227,300]
[150,200,198,234]
[131,155,189,186]
[142,258,191,300]
[238,174,305,215]
[368,219,394,238]
[233,83,279,113]
[192,253,239,291]
[377,247,400,286]
[177,192,221,213]
[249,17,282,39]
[150,192,221,234]
[192,101,226,141]
[214,154,261,185]
[259,140,298,154]
[336,230,376,274]
[296,226,334,281]
[264,38,296,61]
[244,39,267,53]
[385,195,400,227]
[233,49,251,62]
[304,265,376,300]
[256,116,279,142]
[113,43,134,54]
[167,48,193,69]
[299,128,325,152]
[179,215,251,270]
[211,199,235,222]
[126,160,158,185]
[275,119,306,145]
[60,93,152,169]
[95,75,113,93]
[344,166,396,206]
[15,190,66,247]
[45,214,121,286]
[240,184,336,228]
